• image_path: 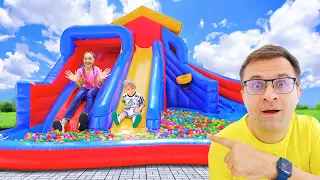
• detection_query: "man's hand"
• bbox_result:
[207,133,279,179]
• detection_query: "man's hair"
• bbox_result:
[123,79,135,87]
[239,44,301,85]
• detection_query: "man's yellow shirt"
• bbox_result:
[208,113,320,180]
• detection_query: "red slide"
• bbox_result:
[52,41,119,132]
[189,63,243,104]
[53,53,118,132]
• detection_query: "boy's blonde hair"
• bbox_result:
[123,79,136,88]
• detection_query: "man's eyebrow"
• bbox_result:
[277,73,291,78]
[249,75,263,80]
[248,73,292,80]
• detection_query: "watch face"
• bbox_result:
[280,160,292,175]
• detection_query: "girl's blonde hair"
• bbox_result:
[79,51,98,86]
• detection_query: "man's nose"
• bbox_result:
[262,82,278,101]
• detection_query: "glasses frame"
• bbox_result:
[243,77,298,95]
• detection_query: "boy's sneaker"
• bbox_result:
[132,114,142,128]
[53,120,64,132]
[112,112,120,126]
[78,112,89,131]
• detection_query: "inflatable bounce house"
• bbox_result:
[0,6,247,170]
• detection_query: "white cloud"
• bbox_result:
[0,0,163,90]
[0,43,56,89]
[120,0,161,14]
[0,8,25,31]
[15,42,55,67]
[0,0,118,54]
[1,0,117,35]
[212,23,218,28]
[256,18,269,32]
[39,29,61,54]
[194,30,262,77]
[266,10,273,15]
[188,50,192,56]
[211,18,234,28]
[16,43,29,54]
[219,18,228,27]
[28,52,56,68]
[223,72,239,80]
[0,44,41,89]
[43,37,60,54]
[205,32,223,41]
[0,34,15,41]
[300,71,320,88]
[0,61,21,89]
[199,19,204,28]
[14,43,53,70]
[193,0,320,88]
[0,0,161,55]
[172,0,181,2]
[183,38,187,43]
[5,44,41,78]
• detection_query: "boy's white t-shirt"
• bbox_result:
[122,92,145,109]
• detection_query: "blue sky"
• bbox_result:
[0,0,319,107]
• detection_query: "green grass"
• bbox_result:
[295,109,320,121]
[0,112,16,129]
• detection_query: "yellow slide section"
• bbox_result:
[110,45,152,134]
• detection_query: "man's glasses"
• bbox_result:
[243,77,298,95]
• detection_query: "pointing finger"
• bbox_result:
[207,134,235,149]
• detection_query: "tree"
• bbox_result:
[0,100,16,112]
[296,103,309,110]
[315,102,320,110]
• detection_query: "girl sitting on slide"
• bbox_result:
[52,51,111,132]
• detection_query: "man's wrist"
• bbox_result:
[265,155,279,180]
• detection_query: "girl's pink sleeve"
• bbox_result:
[76,68,82,78]
[95,66,102,77]
[97,67,102,75]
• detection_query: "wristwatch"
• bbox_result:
[276,157,292,180]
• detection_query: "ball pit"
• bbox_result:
[19,109,233,143]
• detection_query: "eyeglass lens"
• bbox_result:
[246,78,295,94]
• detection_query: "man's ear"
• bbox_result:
[297,86,302,99]
[241,89,245,101]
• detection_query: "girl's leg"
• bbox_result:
[78,87,99,131]
[53,88,88,132]
[83,87,100,115]
[64,87,88,119]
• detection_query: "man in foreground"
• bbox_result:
[207,45,320,180]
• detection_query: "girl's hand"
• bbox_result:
[134,108,141,113]
[65,70,78,82]
[99,68,111,81]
